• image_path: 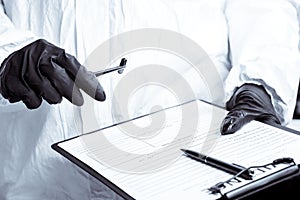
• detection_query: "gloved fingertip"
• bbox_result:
[72,95,84,106]
[221,125,236,135]
[95,84,106,101]
[24,99,42,109]
[45,95,63,105]
[66,85,84,106]
[21,91,43,109]
[220,118,239,135]
[95,90,106,101]
[8,97,21,103]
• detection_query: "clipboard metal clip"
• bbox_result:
[207,157,298,199]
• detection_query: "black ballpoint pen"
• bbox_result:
[181,149,252,180]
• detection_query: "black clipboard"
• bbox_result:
[51,100,198,200]
[207,158,300,199]
[52,140,133,200]
[51,99,300,200]
[50,57,129,196]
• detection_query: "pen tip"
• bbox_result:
[180,149,186,152]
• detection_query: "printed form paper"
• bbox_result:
[58,100,300,200]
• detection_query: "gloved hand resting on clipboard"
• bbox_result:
[220,83,281,135]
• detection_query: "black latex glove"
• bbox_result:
[0,39,106,109]
[220,83,281,135]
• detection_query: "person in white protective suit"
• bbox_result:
[0,0,300,199]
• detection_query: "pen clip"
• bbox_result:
[232,163,254,175]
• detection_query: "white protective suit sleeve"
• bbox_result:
[0,2,37,108]
[0,2,122,200]
[225,0,300,125]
